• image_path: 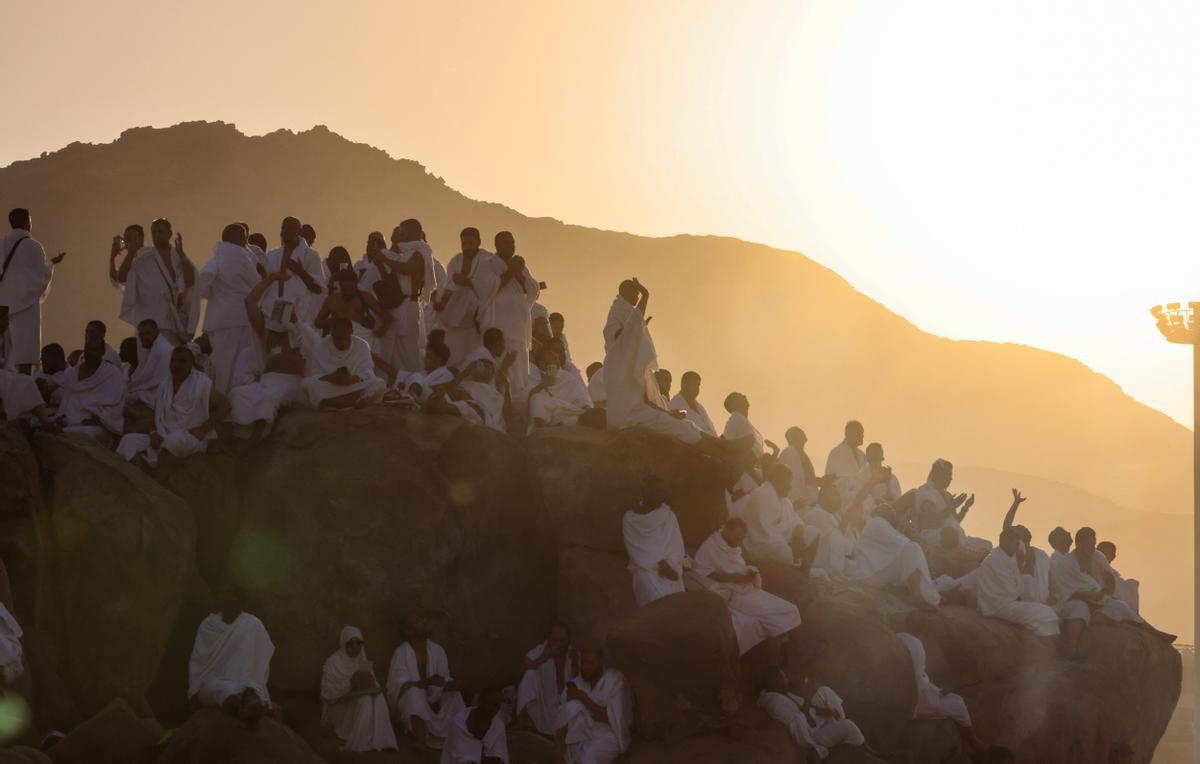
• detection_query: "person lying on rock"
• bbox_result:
[623,475,686,606]
[552,647,631,764]
[757,668,865,761]
[442,687,509,764]
[691,518,803,655]
[320,626,398,753]
[1050,526,1175,658]
[116,346,229,469]
[515,621,579,736]
[895,612,984,754]
[187,587,277,729]
[386,613,466,749]
[850,504,941,609]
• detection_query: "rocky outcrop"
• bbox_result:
[46,698,159,764]
[0,416,1181,762]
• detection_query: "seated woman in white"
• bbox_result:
[321,626,398,753]
[386,614,466,749]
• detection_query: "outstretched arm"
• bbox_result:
[244,272,287,334]
[1001,489,1027,534]
[633,278,650,315]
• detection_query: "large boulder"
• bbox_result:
[155,709,323,763]
[46,698,157,764]
[221,409,557,699]
[606,591,743,740]
[30,433,195,727]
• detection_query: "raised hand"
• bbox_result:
[50,252,67,265]
[1011,489,1026,505]
[175,232,186,256]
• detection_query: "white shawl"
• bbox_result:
[480,255,539,340]
[440,707,509,764]
[1049,549,1104,606]
[58,362,126,432]
[198,242,260,331]
[667,393,716,436]
[853,516,911,580]
[0,231,52,313]
[1020,547,1051,604]
[974,548,1022,617]
[308,334,376,380]
[722,412,764,457]
[601,297,663,430]
[386,640,453,709]
[155,370,213,439]
[188,612,274,701]
[119,246,198,337]
[743,483,801,562]
[128,334,174,402]
[561,669,632,754]
[439,250,501,329]
[622,506,685,576]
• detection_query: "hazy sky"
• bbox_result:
[5,1,1199,425]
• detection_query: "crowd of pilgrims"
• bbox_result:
[0,206,1174,763]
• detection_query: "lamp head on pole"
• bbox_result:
[1150,302,1200,344]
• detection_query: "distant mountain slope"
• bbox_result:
[0,122,1190,635]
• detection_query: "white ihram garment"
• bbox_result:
[57,362,126,438]
[188,612,274,706]
[119,246,197,343]
[437,250,501,367]
[320,626,398,753]
[440,707,509,764]
[262,243,327,328]
[1050,550,1143,625]
[0,231,53,366]
[385,641,466,748]
[722,411,763,457]
[556,668,631,764]
[479,256,539,394]
[117,369,213,466]
[197,242,261,393]
[127,334,174,406]
[622,505,686,606]
[854,517,940,607]
[974,548,1060,637]
[516,641,578,736]
[301,334,386,407]
[667,393,716,436]
[898,633,972,725]
[742,483,806,566]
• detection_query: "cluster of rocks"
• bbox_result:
[0,409,1181,762]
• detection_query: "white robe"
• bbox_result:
[802,506,854,578]
[1050,550,1142,624]
[973,548,1060,637]
[386,641,466,747]
[850,465,902,515]
[803,687,867,750]
[440,707,509,764]
[779,446,819,507]
[396,366,455,404]
[437,250,502,367]
[479,256,539,394]
[530,371,592,426]
[424,256,447,334]
[127,334,174,406]
[0,230,53,366]
[516,642,578,736]
[692,531,803,654]
[302,334,386,407]
[757,691,830,758]
[57,362,126,437]
[262,242,327,328]
[898,633,971,726]
[197,242,261,393]
[557,669,632,764]
[742,483,804,566]
[116,369,213,466]
[320,626,398,753]
[1018,546,1051,604]
[623,506,686,606]
[0,330,45,419]
[587,366,606,406]
[915,482,992,552]
[0,603,23,686]
[188,612,274,706]
[722,411,764,457]
[824,443,865,482]
[724,472,759,522]
[854,517,940,607]
[602,297,700,444]
[357,241,436,373]
[667,393,716,436]
[119,246,197,343]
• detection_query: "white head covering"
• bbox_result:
[326,625,369,682]
[462,346,495,371]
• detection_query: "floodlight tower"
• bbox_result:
[1150,301,1200,762]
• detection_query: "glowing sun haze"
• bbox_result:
[4,0,1199,425]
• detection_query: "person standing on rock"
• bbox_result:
[480,231,539,396]
[552,648,631,764]
[188,588,276,728]
[692,518,804,655]
[434,228,501,367]
[622,476,686,606]
[195,223,262,394]
[0,208,65,375]
[385,614,466,749]
[115,218,197,345]
[261,216,325,329]
[320,626,398,753]
[515,622,578,736]
[0,307,56,429]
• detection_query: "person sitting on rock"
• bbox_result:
[392,340,454,406]
[527,340,592,428]
[853,505,940,609]
[552,647,631,764]
[915,458,991,553]
[301,316,388,410]
[385,613,466,749]
[895,613,983,754]
[623,475,686,606]
[188,587,276,728]
[741,464,818,569]
[1096,541,1139,616]
[442,687,508,764]
[116,346,230,469]
[1050,526,1175,658]
[970,526,1061,638]
[692,518,803,655]
[758,667,865,760]
[428,347,512,433]
[320,626,398,753]
[515,621,578,736]
[54,340,126,441]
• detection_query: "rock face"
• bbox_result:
[224,409,556,701]
[20,432,195,729]
[0,417,1181,762]
[46,697,158,764]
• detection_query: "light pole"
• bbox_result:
[1150,301,1200,762]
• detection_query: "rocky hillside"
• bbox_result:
[0,122,1190,639]
[0,412,1180,763]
